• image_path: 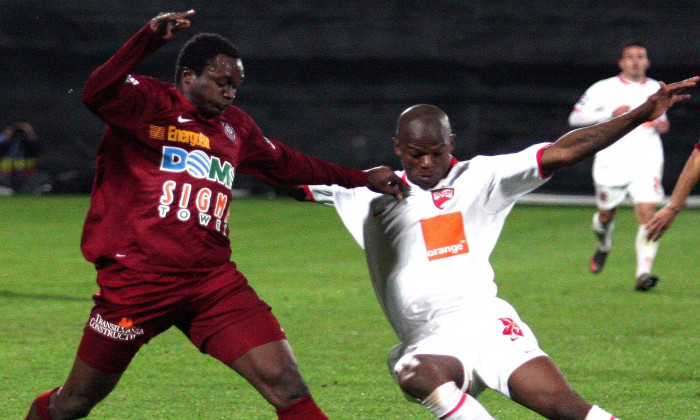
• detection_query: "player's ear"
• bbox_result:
[448,134,455,153]
[392,137,402,157]
[181,68,195,84]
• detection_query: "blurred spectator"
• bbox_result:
[0,122,50,195]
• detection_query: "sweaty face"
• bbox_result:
[394,120,454,190]
[183,54,244,117]
[618,46,649,81]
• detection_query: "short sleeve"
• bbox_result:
[306,184,378,248]
[479,143,551,212]
[569,81,609,126]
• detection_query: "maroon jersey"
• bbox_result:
[80,25,369,273]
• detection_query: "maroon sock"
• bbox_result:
[275,395,328,420]
[27,388,58,420]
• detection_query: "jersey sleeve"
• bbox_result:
[478,142,551,212]
[81,25,168,130]
[568,81,609,127]
[305,184,376,248]
[236,115,369,188]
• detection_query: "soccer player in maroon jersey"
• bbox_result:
[26,10,404,420]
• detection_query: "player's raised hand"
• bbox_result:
[365,166,408,200]
[644,76,699,120]
[149,9,195,40]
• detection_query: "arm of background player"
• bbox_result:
[646,144,700,241]
[540,76,698,178]
[81,11,193,118]
[568,85,610,127]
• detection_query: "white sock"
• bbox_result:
[585,404,619,419]
[592,213,614,252]
[635,225,658,277]
[421,382,494,420]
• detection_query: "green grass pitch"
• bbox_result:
[1,195,698,419]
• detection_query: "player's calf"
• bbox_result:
[275,395,327,420]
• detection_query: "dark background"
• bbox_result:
[1,0,699,194]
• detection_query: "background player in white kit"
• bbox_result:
[295,77,697,419]
[569,41,668,291]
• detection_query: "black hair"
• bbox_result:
[175,33,241,84]
[620,40,647,58]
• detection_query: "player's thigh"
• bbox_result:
[469,298,547,398]
[629,174,664,223]
[507,355,575,400]
[78,264,181,372]
[387,316,485,400]
[181,263,287,366]
[388,344,470,402]
[594,184,628,210]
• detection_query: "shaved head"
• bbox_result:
[396,104,453,146]
[392,104,455,189]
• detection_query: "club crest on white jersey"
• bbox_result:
[431,188,454,209]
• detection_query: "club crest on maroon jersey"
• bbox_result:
[432,188,454,209]
[222,122,236,142]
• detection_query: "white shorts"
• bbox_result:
[594,173,664,210]
[387,297,547,400]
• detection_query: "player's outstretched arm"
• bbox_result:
[540,76,699,177]
[647,146,700,241]
[149,9,195,40]
[365,166,406,200]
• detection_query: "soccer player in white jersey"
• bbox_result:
[569,41,668,291]
[296,76,697,420]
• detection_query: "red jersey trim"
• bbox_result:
[400,156,459,186]
[536,144,553,179]
[440,392,467,419]
[302,185,315,201]
[618,74,647,85]
[694,142,700,152]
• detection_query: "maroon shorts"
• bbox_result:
[77,261,286,372]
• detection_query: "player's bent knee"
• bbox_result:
[261,357,302,385]
[394,355,451,400]
[262,361,310,406]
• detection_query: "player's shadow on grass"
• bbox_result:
[0,290,90,302]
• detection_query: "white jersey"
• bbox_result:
[569,74,665,186]
[305,143,549,342]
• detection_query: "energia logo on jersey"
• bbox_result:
[420,212,469,261]
[432,188,454,209]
